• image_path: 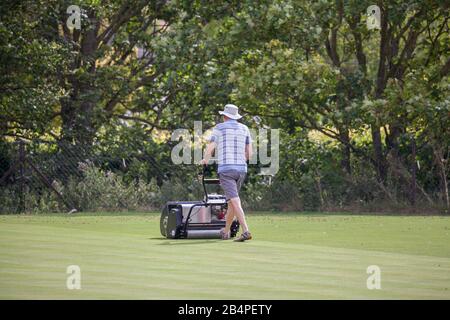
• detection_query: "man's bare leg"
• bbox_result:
[229,197,249,233]
[223,204,235,234]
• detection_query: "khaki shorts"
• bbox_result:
[219,171,246,200]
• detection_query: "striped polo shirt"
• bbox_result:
[209,119,251,173]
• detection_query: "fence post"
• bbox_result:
[18,140,25,213]
[410,136,417,207]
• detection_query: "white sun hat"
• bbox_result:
[219,104,242,120]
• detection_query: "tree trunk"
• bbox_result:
[60,9,100,148]
[434,145,450,212]
[371,125,387,183]
[371,3,389,185]
[339,128,351,175]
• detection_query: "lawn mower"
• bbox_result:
[160,165,239,239]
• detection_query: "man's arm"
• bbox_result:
[245,142,253,161]
[200,142,216,165]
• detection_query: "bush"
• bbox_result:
[241,177,304,211]
[62,161,160,211]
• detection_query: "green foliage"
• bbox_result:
[63,161,160,211]
[0,0,449,213]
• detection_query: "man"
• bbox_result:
[200,104,253,242]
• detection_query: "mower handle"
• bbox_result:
[201,165,220,185]
[201,165,220,201]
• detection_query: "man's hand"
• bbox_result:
[201,142,217,166]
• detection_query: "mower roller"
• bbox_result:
[160,165,239,239]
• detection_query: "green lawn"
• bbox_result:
[0,212,449,299]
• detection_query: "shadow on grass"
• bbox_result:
[148,237,221,245]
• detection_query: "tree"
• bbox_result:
[1,0,178,146]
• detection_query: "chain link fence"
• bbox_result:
[0,139,204,214]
